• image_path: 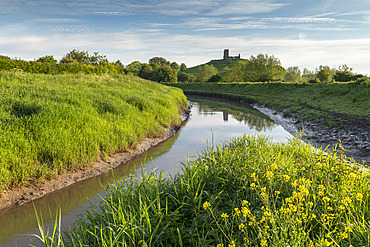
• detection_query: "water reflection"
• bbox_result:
[192,96,277,132]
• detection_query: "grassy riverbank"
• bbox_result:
[37,135,369,246]
[0,71,187,194]
[169,82,369,126]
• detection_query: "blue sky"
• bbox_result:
[1,0,370,74]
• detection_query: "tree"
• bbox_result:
[152,66,177,83]
[170,62,180,72]
[245,54,285,82]
[149,57,170,67]
[37,55,57,64]
[225,60,249,82]
[177,72,196,82]
[284,66,301,82]
[59,49,107,65]
[316,65,333,82]
[126,61,142,75]
[302,68,315,82]
[196,64,218,82]
[138,63,154,80]
[334,64,354,82]
[180,63,187,72]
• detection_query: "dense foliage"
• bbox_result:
[36,135,369,246]
[127,57,179,83]
[0,71,188,194]
[0,52,127,75]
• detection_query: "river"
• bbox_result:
[0,96,292,247]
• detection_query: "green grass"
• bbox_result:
[184,59,245,78]
[35,134,369,246]
[0,71,188,194]
[169,82,369,126]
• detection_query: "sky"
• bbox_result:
[1,0,370,74]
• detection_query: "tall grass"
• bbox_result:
[0,71,188,194]
[36,135,369,246]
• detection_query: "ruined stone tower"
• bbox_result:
[223,49,240,59]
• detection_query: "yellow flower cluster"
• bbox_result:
[203,201,211,210]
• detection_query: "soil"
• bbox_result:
[0,111,189,211]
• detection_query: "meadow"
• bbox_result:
[36,134,369,246]
[0,71,188,194]
[169,82,369,127]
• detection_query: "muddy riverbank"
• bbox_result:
[253,105,369,164]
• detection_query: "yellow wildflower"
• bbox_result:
[349,172,356,179]
[356,193,363,201]
[260,239,268,247]
[343,197,352,206]
[251,172,257,181]
[241,207,251,217]
[239,223,246,230]
[321,238,331,246]
[322,197,331,204]
[271,163,278,170]
[234,208,241,216]
[250,183,256,189]
[266,171,273,180]
[203,201,211,210]
[242,200,249,206]
[221,213,229,219]
[291,180,298,187]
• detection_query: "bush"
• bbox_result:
[207,74,223,82]
[355,77,370,85]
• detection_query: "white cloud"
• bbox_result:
[262,17,337,23]
[34,18,79,23]
[208,0,287,16]
[2,28,370,74]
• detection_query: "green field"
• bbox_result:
[0,71,188,194]
[36,135,369,246]
[169,82,369,126]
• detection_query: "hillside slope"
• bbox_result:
[185,59,246,77]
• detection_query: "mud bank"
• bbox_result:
[252,105,369,165]
[0,112,189,211]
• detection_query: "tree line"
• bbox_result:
[1,50,368,84]
[188,54,368,84]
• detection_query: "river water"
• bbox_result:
[0,96,292,247]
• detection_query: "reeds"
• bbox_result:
[36,135,369,246]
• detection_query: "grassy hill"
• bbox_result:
[185,59,246,78]
[0,71,188,194]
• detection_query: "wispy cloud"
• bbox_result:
[34,18,79,23]
[262,17,337,23]
[207,0,287,16]
[94,12,128,16]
